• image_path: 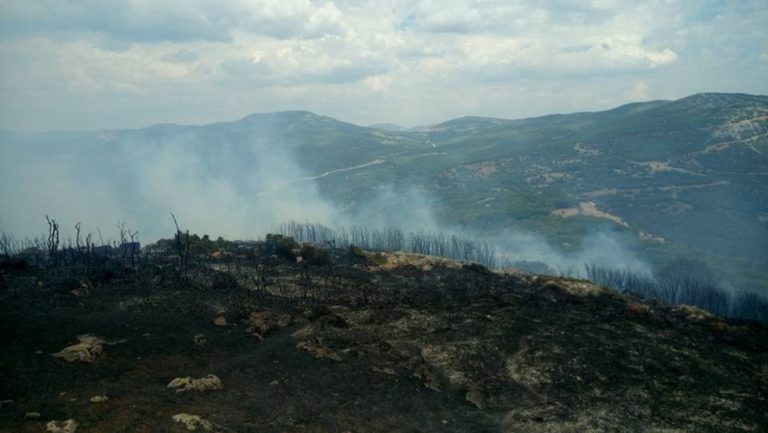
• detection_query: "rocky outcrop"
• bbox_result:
[51,335,104,363]
[172,413,213,431]
[167,375,223,393]
[296,339,342,362]
[247,311,292,339]
[46,419,78,433]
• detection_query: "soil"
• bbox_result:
[1,248,766,432]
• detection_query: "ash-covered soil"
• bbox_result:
[1,246,766,433]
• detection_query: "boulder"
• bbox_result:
[52,335,104,363]
[296,339,342,362]
[247,311,276,337]
[193,334,208,347]
[167,374,223,393]
[172,413,213,431]
[46,419,78,433]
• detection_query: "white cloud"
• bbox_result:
[624,82,651,101]
[0,0,765,131]
[162,49,200,64]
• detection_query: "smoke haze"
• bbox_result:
[0,121,651,277]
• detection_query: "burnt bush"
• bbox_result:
[0,257,31,274]
[731,291,768,323]
[348,244,367,262]
[263,234,299,261]
[210,271,240,291]
[585,263,768,323]
[299,244,331,266]
[279,221,500,269]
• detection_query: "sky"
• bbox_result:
[0,0,766,131]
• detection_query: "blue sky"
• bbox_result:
[0,0,766,131]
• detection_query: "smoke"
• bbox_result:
[0,127,340,242]
[342,185,440,232]
[487,229,652,277]
[0,122,650,277]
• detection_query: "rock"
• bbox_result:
[172,413,213,431]
[465,388,485,409]
[317,312,348,328]
[674,304,718,321]
[290,324,317,339]
[46,419,78,433]
[412,363,441,391]
[372,366,396,375]
[212,317,228,327]
[193,334,208,347]
[89,395,109,403]
[626,302,656,320]
[296,340,342,362]
[25,411,41,419]
[276,313,293,327]
[303,305,332,321]
[167,374,223,393]
[247,311,277,337]
[52,334,104,363]
[303,305,348,327]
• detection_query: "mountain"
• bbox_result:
[315,93,768,292]
[368,122,409,132]
[1,93,766,293]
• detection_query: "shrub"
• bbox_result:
[263,234,299,260]
[299,244,331,266]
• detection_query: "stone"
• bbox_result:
[372,366,396,375]
[212,317,228,327]
[277,313,293,327]
[193,334,207,347]
[46,419,78,433]
[172,413,213,431]
[296,340,342,362]
[52,335,104,363]
[247,311,277,337]
[412,363,441,391]
[466,388,485,409]
[25,411,41,419]
[167,374,223,393]
[89,395,109,403]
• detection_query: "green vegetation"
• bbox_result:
[2,93,766,293]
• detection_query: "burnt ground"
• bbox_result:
[0,248,767,433]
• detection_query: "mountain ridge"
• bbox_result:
[3,92,765,136]
[1,92,766,294]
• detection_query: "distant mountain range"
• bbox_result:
[1,93,766,292]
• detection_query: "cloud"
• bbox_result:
[0,0,234,44]
[162,49,200,64]
[238,1,347,39]
[221,34,393,85]
[0,0,765,131]
[401,0,638,35]
[624,82,651,101]
[0,0,349,45]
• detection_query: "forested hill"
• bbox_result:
[1,93,766,292]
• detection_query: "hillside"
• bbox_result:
[0,93,766,293]
[1,242,766,432]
